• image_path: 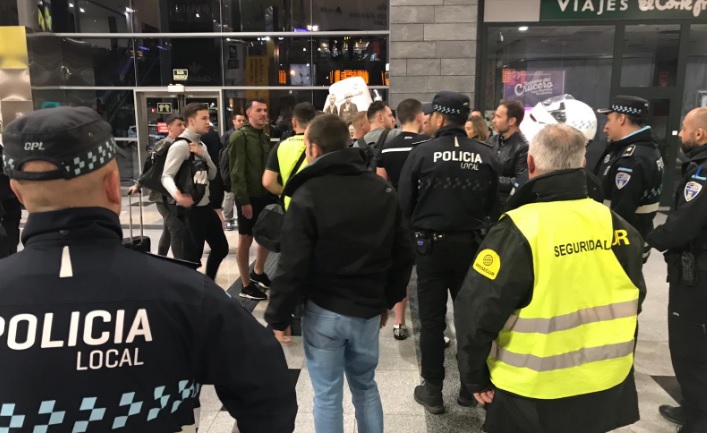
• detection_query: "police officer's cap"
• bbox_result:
[421,103,434,116]
[597,95,649,123]
[2,106,117,181]
[432,91,470,121]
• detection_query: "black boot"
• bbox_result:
[660,405,686,425]
[414,381,445,414]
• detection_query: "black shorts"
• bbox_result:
[236,195,277,236]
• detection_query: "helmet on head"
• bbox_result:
[520,95,598,144]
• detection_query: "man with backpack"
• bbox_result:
[228,99,277,301]
[262,102,317,209]
[354,101,400,168]
[161,103,228,280]
[129,114,186,257]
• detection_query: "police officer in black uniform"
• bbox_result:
[398,91,500,414]
[647,107,707,433]
[0,107,297,433]
[595,95,664,262]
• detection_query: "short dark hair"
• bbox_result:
[246,99,267,110]
[500,100,525,125]
[625,114,646,127]
[292,102,317,127]
[439,113,466,129]
[396,99,422,125]
[165,114,184,125]
[232,113,245,120]
[306,114,349,155]
[182,103,209,120]
[367,101,388,122]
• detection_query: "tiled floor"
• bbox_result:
[100,201,685,432]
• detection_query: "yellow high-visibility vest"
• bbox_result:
[488,198,639,399]
[277,135,307,210]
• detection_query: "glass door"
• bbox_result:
[130,89,222,186]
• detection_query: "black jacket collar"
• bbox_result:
[283,148,369,196]
[435,126,466,139]
[606,127,657,153]
[505,169,589,212]
[687,145,707,164]
[22,207,122,246]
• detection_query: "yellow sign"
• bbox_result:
[329,70,370,84]
[0,27,29,69]
[473,249,501,280]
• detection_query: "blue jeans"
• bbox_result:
[302,301,384,433]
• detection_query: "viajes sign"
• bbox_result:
[540,0,707,20]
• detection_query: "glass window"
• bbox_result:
[621,24,680,88]
[28,36,136,86]
[74,0,133,33]
[313,0,389,31]
[222,0,311,32]
[484,25,615,114]
[135,38,223,86]
[221,36,388,87]
[32,90,135,138]
[133,0,222,33]
[681,25,707,119]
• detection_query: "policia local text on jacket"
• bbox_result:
[455,168,646,433]
[0,209,297,433]
[647,143,707,432]
[265,148,414,329]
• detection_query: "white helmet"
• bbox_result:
[520,94,598,144]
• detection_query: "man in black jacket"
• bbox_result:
[265,114,414,433]
[398,91,500,414]
[455,124,645,433]
[0,106,297,433]
[489,100,529,208]
[595,95,664,262]
[647,107,707,433]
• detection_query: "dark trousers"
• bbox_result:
[156,202,192,259]
[0,198,21,256]
[669,305,707,431]
[415,232,478,386]
[185,206,229,280]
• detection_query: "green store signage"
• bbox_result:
[541,0,707,21]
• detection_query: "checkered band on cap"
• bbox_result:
[611,104,642,115]
[433,104,463,116]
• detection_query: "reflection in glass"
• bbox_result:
[134,0,221,33]
[135,38,223,86]
[28,36,136,86]
[621,25,680,88]
[74,0,132,33]
[682,25,707,119]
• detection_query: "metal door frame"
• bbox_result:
[133,87,223,169]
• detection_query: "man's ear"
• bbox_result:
[527,153,536,176]
[105,168,122,210]
[9,180,24,206]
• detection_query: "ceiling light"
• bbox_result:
[125,7,135,13]
[69,2,74,7]
[519,26,529,31]
[195,13,200,18]
[79,7,85,13]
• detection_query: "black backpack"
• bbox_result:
[138,139,209,203]
[356,129,390,169]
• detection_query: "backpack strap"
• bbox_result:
[357,137,368,149]
[293,149,307,174]
[375,129,391,150]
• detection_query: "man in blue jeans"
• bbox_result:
[265,114,414,433]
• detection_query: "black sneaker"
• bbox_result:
[414,381,445,414]
[250,271,271,290]
[239,283,267,301]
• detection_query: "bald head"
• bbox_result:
[679,107,707,152]
[10,160,122,214]
[528,124,586,178]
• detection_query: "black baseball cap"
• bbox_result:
[2,106,117,181]
[597,95,649,123]
[432,91,471,121]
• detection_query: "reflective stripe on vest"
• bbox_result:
[277,135,306,210]
[487,198,639,399]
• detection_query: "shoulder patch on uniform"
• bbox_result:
[615,172,631,190]
[622,145,636,157]
[473,249,500,280]
[685,181,703,202]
